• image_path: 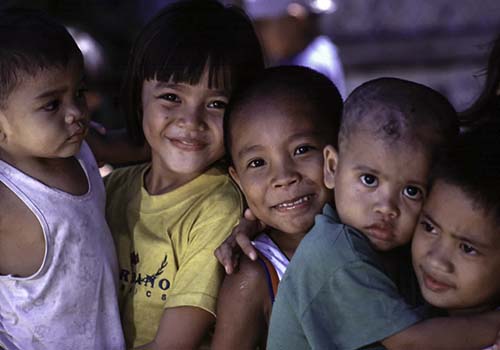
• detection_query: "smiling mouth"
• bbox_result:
[169,137,207,151]
[273,195,313,212]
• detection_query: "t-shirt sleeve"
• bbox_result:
[301,259,422,350]
[164,187,242,315]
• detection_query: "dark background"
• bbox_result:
[3,0,500,119]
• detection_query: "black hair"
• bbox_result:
[224,65,343,164]
[121,0,265,145]
[340,77,459,159]
[0,8,83,109]
[431,122,500,225]
[460,35,500,129]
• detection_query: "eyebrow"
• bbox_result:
[236,130,322,160]
[35,87,67,100]
[451,232,490,250]
[353,164,426,186]
[422,212,490,249]
[353,165,380,175]
[237,144,263,160]
[421,212,442,231]
[35,76,86,100]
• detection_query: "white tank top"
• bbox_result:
[252,233,289,280]
[0,142,124,350]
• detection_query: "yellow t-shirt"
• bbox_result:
[105,164,243,348]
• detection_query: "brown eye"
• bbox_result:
[208,100,227,109]
[403,186,423,200]
[248,158,265,168]
[360,174,377,187]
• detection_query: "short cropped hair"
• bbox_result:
[224,65,343,164]
[340,78,458,158]
[0,8,82,109]
[431,122,500,225]
[121,0,265,145]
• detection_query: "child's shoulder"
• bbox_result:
[192,167,243,211]
[222,255,270,304]
[0,181,45,277]
[104,162,148,191]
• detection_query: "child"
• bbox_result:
[103,1,264,348]
[267,77,500,349]
[211,66,343,349]
[412,122,500,349]
[0,8,124,349]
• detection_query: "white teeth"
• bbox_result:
[276,195,310,209]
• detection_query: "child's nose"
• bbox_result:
[176,105,206,131]
[65,100,88,125]
[271,164,300,188]
[427,240,453,273]
[373,191,399,219]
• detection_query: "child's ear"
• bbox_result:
[228,166,242,189]
[0,111,8,143]
[323,145,338,190]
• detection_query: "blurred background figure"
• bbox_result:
[243,0,347,97]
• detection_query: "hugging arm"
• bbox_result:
[382,310,500,350]
[211,257,269,350]
[137,307,214,350]
[214,209,266,274]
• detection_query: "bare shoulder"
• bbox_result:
[228,255,268,288]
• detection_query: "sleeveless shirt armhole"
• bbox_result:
[256,253,280,303]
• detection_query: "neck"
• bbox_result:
[447,304,500,317]
[0,153,87,195]
[145,159,203,195]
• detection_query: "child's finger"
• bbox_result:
[243,208,267,232]
[243,208,257,221]
[89,120,107,135]
[235,232,257,261]
[214,240,236,275]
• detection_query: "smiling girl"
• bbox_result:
[103,1,264,348]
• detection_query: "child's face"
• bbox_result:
[412,180,500,314]
[141,67,228,177]
[0,60,88,160]
[229,100,333,236]
[324,129,430,251]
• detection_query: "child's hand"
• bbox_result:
[214,209,266,274]
[89,120,107,136]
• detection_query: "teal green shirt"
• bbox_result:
[267,204,422,350]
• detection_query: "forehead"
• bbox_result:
[5,62,83,105]
[230,99,325,148]
[340,129,431,184]
[425,181,500,248]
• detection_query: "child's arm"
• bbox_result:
[382,311,500,350]
[214,208,266,274]
[211,256,269,350]
[139,307,214,350]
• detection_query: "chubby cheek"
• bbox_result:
[335,185,365,221]
[411,232,427,267]
[210,119,225,157]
